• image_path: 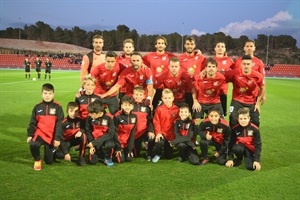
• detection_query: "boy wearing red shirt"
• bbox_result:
[152,89,179,163]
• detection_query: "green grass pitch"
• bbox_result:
[0,69,299,199]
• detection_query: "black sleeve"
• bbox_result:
[113,116,122,151]
[254,129,262,162]
[85,117,94,142]
[198,122,206,139]
[54,105,64,141]
[227,130,237,160]
[27,105,37,137]
[126,115,137,153]
[147,107,154,133]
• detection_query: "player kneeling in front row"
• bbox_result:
[169,103,200,165]
[198,107,231,165]
[26,83,64,171]
[59,102,87,166]
[86,99,115,167]
[225,107,262,171]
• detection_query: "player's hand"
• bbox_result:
[127,152,134,158]
[199,69,207,79]
[148,132,155,140]
[155,134,164,142]
[26,136,32,143]
[206,133,212,140]
[253,161,261,171]
[169,141,173,147]
[254,102,261,113]
[225,160,234,168]
[75,131,82,138]
[214,151,220,158]
[90,147,95,155]
[53,140,60,148]
[64,154,71,161]
[115,150,122,158]
[192,102,201,113]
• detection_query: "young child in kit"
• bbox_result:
[113,96,137,163]
[85,99,115,167]
[26,83,64,171]
[59,102,87,166]
[198,107,231,166]
[225,107,262,171]
[169,103,200,165]
[152,88,179,163]
[131,86,155,161]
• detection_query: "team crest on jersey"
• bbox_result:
[49,108,56,115]
[178,81,182,86]
[102,119,108,126]
[131,117,136,123]
[139,75,144,80]
[195,56,199,60]
[214,81,219,86]
[248,80,253,85]
[156,66,163,73]
[91,98,96,102]
[75,122,80,128]
[162,56,166,61]
[217,128,223,133]
[141,106,146,112]
[248,130,253,136]
[185,123,190,129]
[222,60,227,65]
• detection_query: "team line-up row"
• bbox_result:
[26,35,265,171]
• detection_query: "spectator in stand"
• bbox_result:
[213,42,234,116]
[142,36,177,110]
[117,39,135,101]
[225,107,262,171]
[90,51,121,115]
[179,36,207,111]
[34,56,42,80]
[24,57,31,80]
[234,39,266,104]
[80,34,105,85]
[100,52,154,108]
[44,57,52,81]
[225,55,265,128]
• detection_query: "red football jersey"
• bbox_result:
[214,56,234,94]
[234,56,265,77]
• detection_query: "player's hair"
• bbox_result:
[87,99,105,114]
[105,51,117,58]
[83,75,96,85]
[92,34,104,42]
[121,95,134,105]
[155,36,168,46]
[207,106,221,116]
[169,57,179,63]
[214,41,226,47]
[133,86,145,93]
[162,88,173,97]
[185,36,195,43]
[206,57,218,67]
[237,107,250,116]
[242,55,252,61]
[179,103,190,112]
[123,38,134,46]
[66,101,79,111]
[42,83,54,92]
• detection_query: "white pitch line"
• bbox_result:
[0,75,79,85]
